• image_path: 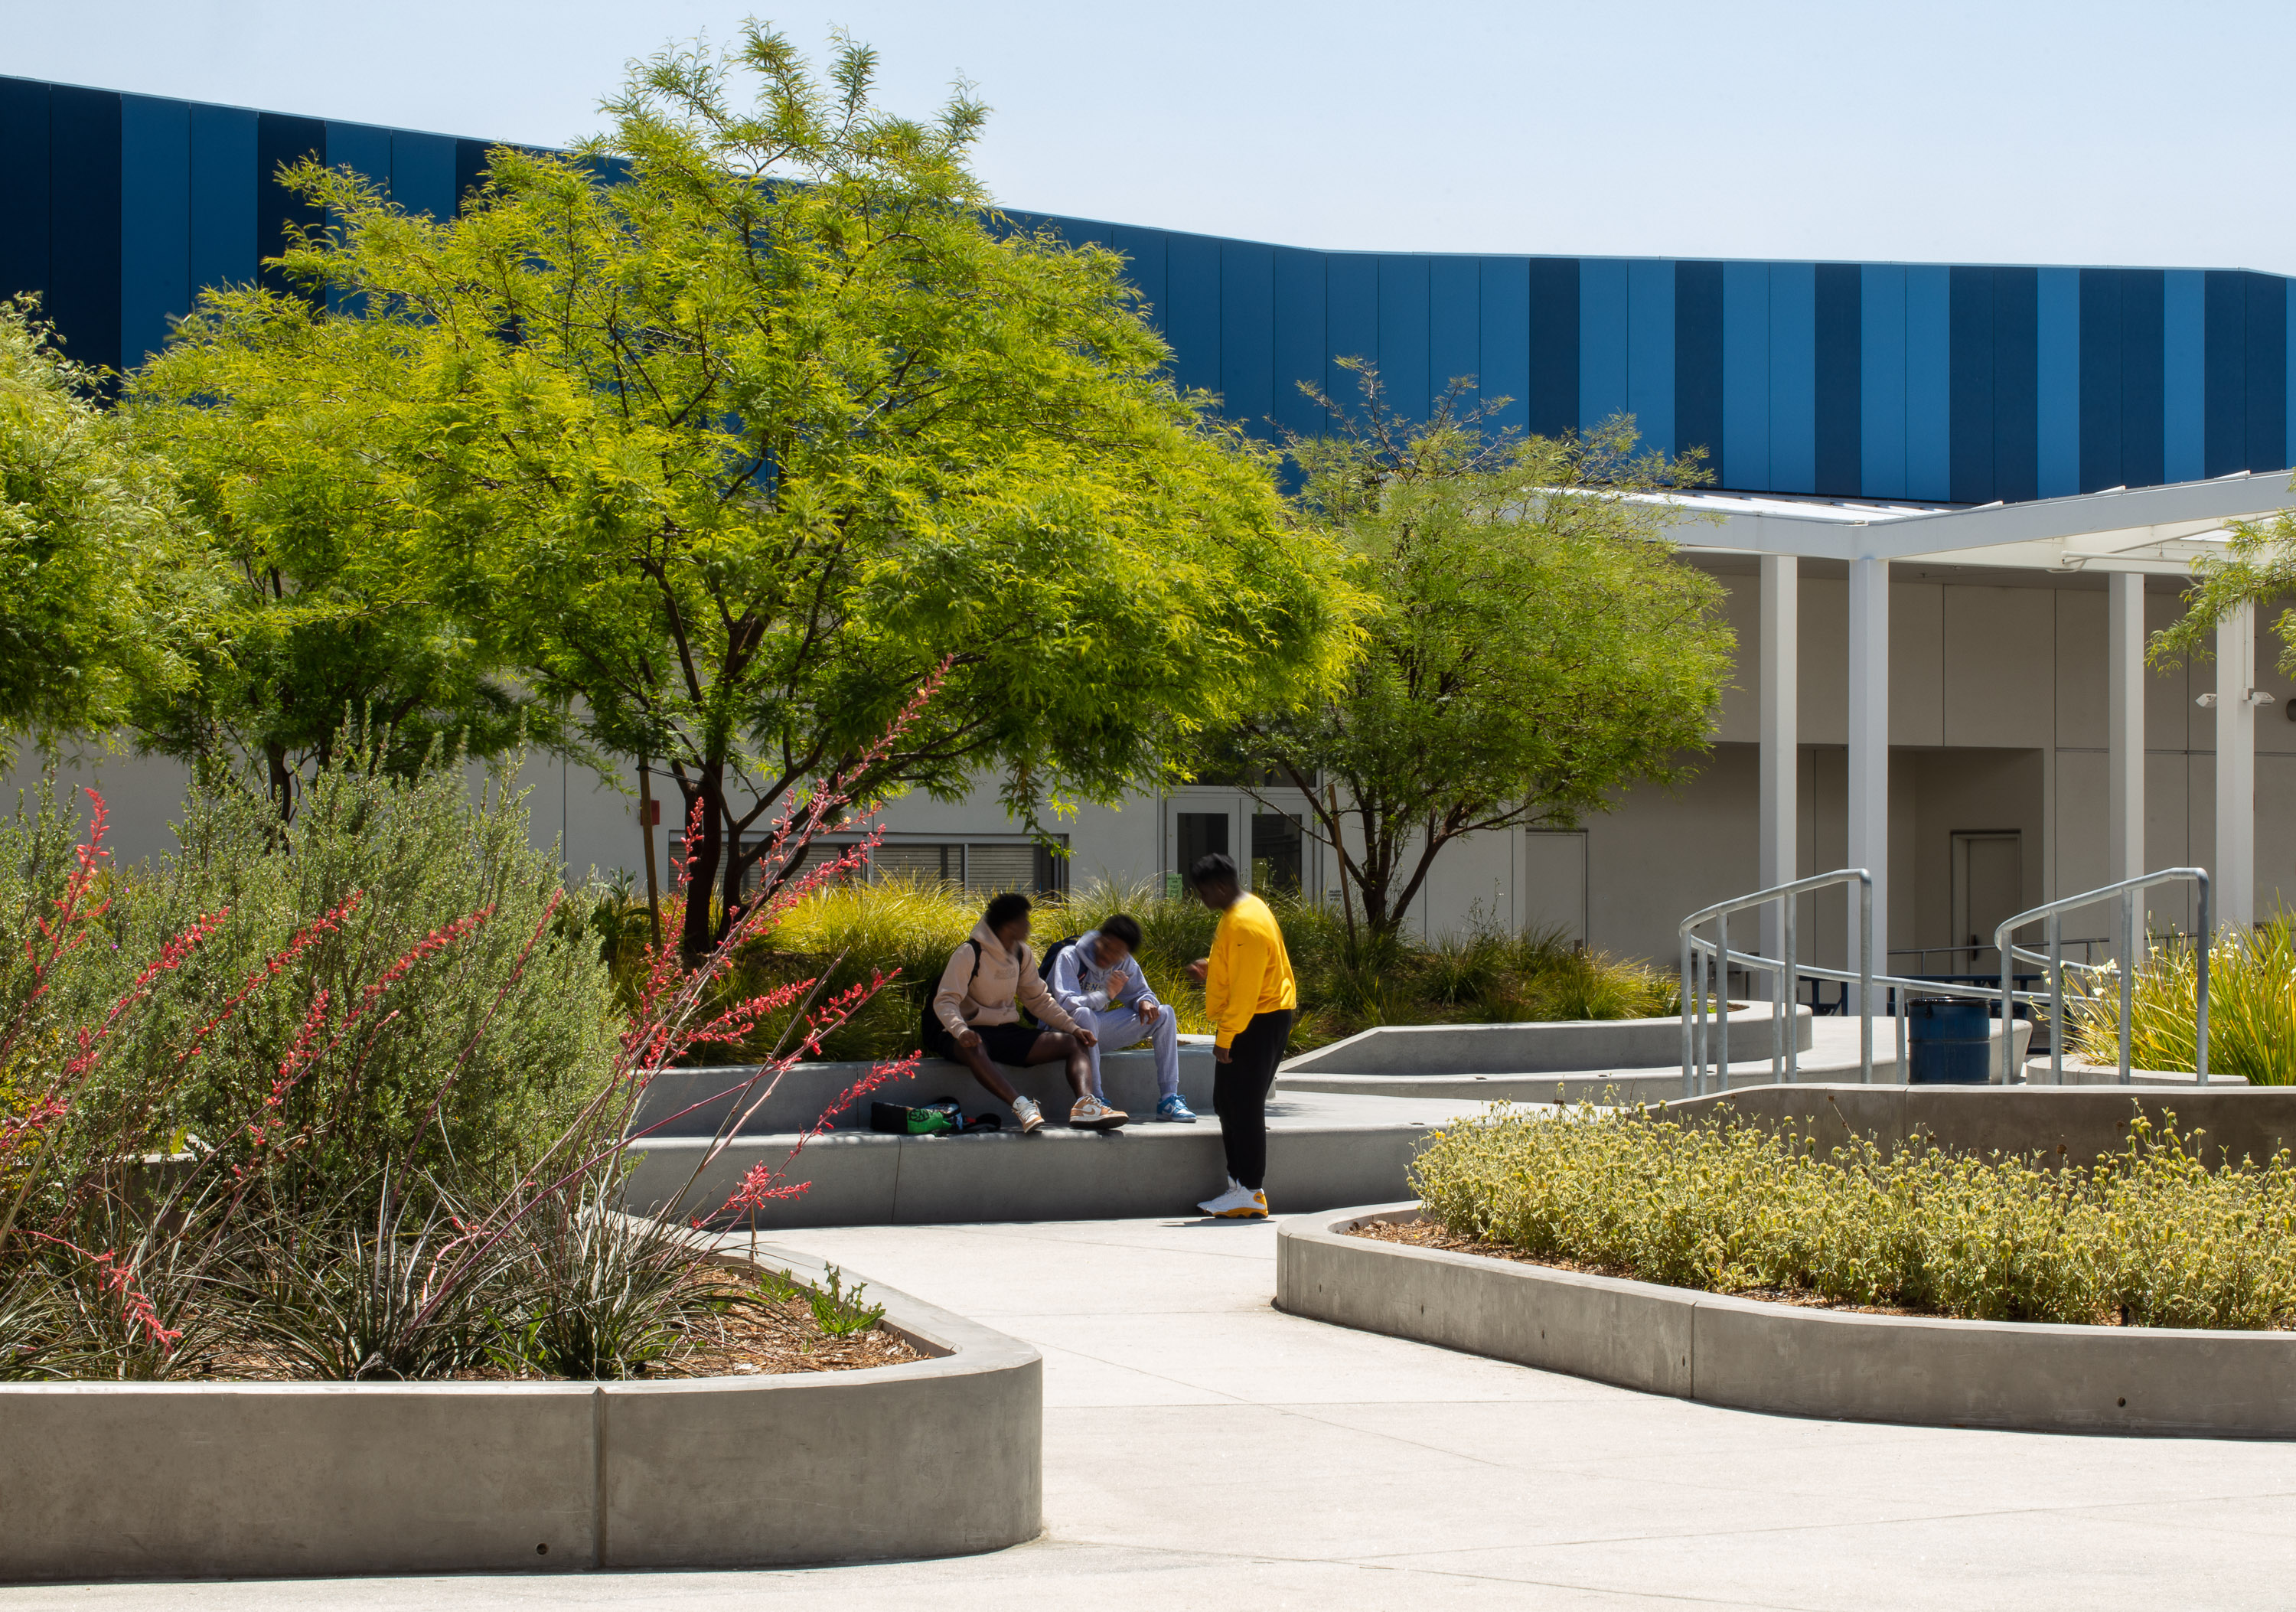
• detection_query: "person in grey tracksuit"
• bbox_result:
[1047,914,1195,1122]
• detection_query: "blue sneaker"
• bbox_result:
[1156,1093,1198,1124]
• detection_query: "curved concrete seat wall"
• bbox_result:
[1280,1003,1811,1078]
[1282,1016,2031,1103]
[1281,1206,2296,1439]
[637,1046,1216,1139]
[0,1244,1041,1582]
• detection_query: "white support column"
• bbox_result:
[1846,556,1890,1007]
[1758,554,1798,988]
[2215,601,2257,934]
[2105,572,2147,887]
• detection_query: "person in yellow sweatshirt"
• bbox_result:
[1183,851,1297,1218]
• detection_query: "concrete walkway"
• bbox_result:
[10,1215,2296,1610]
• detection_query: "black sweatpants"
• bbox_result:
[1213,1010,1294,1193]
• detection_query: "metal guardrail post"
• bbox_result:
[1857,877,1874,1084]
[2118,889,2135,1085]
[1993,868,2210,1092]
[1783,889,1798,1085]
[1716,909,1730,1091]
[2048,911,2064,1085]
[2196,872,2211,1088]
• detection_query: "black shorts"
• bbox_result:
[923,1017,1050,1066]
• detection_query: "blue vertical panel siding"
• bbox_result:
[1624,258,1675,452]
[2290,281,2296,472]
[2118,269,2165,488]
[1813,263,1861,497]
[2036,267,2079,497]
[256,113,325,299]
[1524,257,1577,439]
[1577,257,1629,430]
[1991,267,2038,504]
[1721,261,1769,490]
[1326,253,1378,413]
[389,130,455,220]
[1163,231,1221,398]
[188,104,256,297]
[1377,254,1430,420]
[2078,267,2124,491]
[1477,256,1531,439]
[2203,269,2247,479]
[1673,260,1723,475]
[321,122,390,315]
[1110,224,1167,338]
[1271,247,1326,439]
[1948,267,1995,504]
[1904,266,1951,499]
[1859,264,1906,498]
[49,86,122,374]
[0,80,53,308]
[1218,239,1275,435]
[324,121,391,190]
[2163,269,2205,484]
[1427,255,1478,410]
[1768,263,1816,494]
[452,139,491,209]
[2252,273,2290,472]
[119,95,190,370]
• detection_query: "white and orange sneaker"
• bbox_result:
[1011,1096,1045,1134]
[1197,1178,1269,1219]
[1069,1095,1129,1130]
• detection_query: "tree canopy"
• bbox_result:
[0,299,212,745]
[2149,498,2296,676]
[1235,366,1733,953]
[132,25,1361,956]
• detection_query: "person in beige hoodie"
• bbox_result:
[925,892,1126,1132]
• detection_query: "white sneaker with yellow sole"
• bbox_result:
[1196,1179,1268,1218]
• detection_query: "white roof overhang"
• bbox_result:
[1658,468,2296,576]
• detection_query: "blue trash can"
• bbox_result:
[1907,999,1994,1084]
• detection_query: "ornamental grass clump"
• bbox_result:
[2068,916,2296,1085]
[1411,1103,2296,1329]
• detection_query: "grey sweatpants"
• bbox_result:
[1080,1004,1181,1102]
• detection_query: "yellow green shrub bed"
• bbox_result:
[1411,1103,2296,1330]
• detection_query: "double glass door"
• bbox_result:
[1163,788,1316,901]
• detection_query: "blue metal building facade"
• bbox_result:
[5,73,2294,504]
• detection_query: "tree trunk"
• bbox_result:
[638,757,663,952]
[677,766,726,965]
[265,742,295,824]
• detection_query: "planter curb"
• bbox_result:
[1278,1204,2296,1439]
[0,1242,1041,1583]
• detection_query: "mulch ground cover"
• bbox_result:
[178,1268,925,1381]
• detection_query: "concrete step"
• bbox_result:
[636,1046,1216,1139]
[622,1091,1494,1230]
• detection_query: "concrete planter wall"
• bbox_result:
[1665,1082,2296,1168]
[0,1244,1040,1583]
[1280,1002,1809,1079]
[1280,1206,2296,1439]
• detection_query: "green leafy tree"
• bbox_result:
[0,299,211,742]
[126,312,540,821]
[1235,365,1733,954]
[135,25,1359,958]
[2149,498,2296,677]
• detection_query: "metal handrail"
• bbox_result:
[1992,869,2211,1085]
[1680,870,1872,1097]
[1689,935,2058,1097]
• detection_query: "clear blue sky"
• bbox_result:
[10,0,2294,272]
